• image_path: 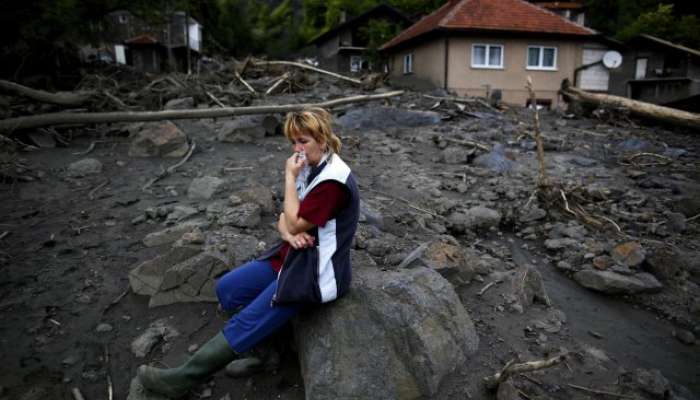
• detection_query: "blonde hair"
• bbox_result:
[284,107,342,154]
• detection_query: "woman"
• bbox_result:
[137,107,360,397]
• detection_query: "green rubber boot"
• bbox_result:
[137,332,236,398]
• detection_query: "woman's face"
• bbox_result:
[291,132,325,166]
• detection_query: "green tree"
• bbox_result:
[617,4,700,48]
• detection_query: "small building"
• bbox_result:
[608,34,700,111]
[125,34,165,73]
[380,0,611,107]
[309,5,412,74]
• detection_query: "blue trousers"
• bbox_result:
[215,260,300,353]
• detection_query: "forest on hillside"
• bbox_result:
[1,0,699,80]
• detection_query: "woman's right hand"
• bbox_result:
[287,232,315,249]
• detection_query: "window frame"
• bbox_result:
[471,44,504,69]
[350,55,363,73]
[526,45,558,71]
[403,53,413,74]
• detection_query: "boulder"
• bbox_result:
[336,106,440,130]
[507,265,551,311]
[294,266,478,400]
[218,203,262,228]
[131,318,179,358]
[148,252,229,307]
[187,176,226,200]
[441,147,470,164]
[142,219,208,247]
[473,144,515,174]
[234,184,276,214]
[128,121,189,158]
[448,206,501,233]
[573,270,663,294]
[129,245,203,295]
[611,241,646,267]
[66,158,102,177]
[398,239,474,285]
[218,116,267,143]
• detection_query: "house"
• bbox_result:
[86,10,202,73]
[309,5,412,74]
[608,34,700,111]
[380,0,611,107]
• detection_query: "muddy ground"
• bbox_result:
[1,89,699,400]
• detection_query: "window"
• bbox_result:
[527,46,557,70]
[471,44,503,69]
[350,56,363,73]
[403,53,413,74]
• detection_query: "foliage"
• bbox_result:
[358,19,403,67]
[616,4,700,49]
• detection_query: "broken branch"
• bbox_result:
[234,71,256,94]
[567,383,636,399]
[484,352,569,390]
[0,91,404,132]
[0,79,94,106]
[252,60,362,85]
[142,140,196,191]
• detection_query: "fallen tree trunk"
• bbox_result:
[560,79,700,131]
[251,60,362,85]
[0,79,94,106]
[0,90,403,132]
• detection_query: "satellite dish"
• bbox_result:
[602,50,623,69]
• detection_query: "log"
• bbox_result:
[560,79,700,131]
[0,79,94,106]
[252,60,362,85]
[0,91,404,132]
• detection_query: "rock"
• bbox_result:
[592,255,612,270]
[611,241,646,267]
[448,206,501,233]
[142,220,208,247]
[27,131,56,148]
[336,106,441,130]
[129,245,203,295]
[164,97,195,110]
[619,369,671,399]
[234,184,276,214]
[131,318,179,358]
[188,176,226,200]
[573,270,663,294]
[295,266,478,400]
[218,116,267,143]
[441,147,470,164]
[666,212,687,232]
[360,200,385,230]
[128,121,189,158]
[518,206,546,223]
[96,323,113,333]
[671,194,700,218]
[127,376,170,400]
[673,329,695,345]
[66,158,102,177]
[218,203,261,228]
[473,144,515,174]
[544,238,578,250]
[400,239,474,285]
[645,246,684,281]
[165,205,199,224]
[505,266,551,312]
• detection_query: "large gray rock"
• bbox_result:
[218,116,267,143]
[233,184,276,214]
[187,176,226,200]
[66,158,102,177]
[573,270,663,294]
[448,206,501,233]
[131,318,179,358]
[336,106,440,130]
[218,203,261,228]
[142,219,208,247]
[295,266,479,400]
[128,121,189,158]
[131,229,260,307]
[441,147,470,164]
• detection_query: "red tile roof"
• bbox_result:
[125,34,160,45]
[381,0,596,51]
[537,2,585,10]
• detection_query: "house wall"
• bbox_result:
[388,36,585,106]
[447,36,582,106]
[388,39,446,90]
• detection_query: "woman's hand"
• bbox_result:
[287,232,315,249]
[285,153,305,179]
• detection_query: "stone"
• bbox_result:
[294,266,478,400]
[544,238,578,250]
[473,144,515,174]
[96,323,113,333]
[142,220,208,247]
[441,147,470,164]
[234,184,276,214]
[128,121,189,158]
[165,205,199,224]
[218,203,261,228]
[218,116,267,143]
[645,246,684,281]
[573,270,662,294]
[671,194,700,218]
[518,206,546,223]
[496,379,520,400]
[360,200,385,230]
[592,255,612,270]
[611,241,646,267]
[336,106,441,130]
[448,206,501,233]
[131,318,179,358]
[149,252,230,307]
[129,246,203,295]
[164,97,195,110]
[619,369,670,399]
[188,176,226,200]
[673,329,695,345]
[666,212,687,232]
[506,265,551,312]
[66,158,102,177]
